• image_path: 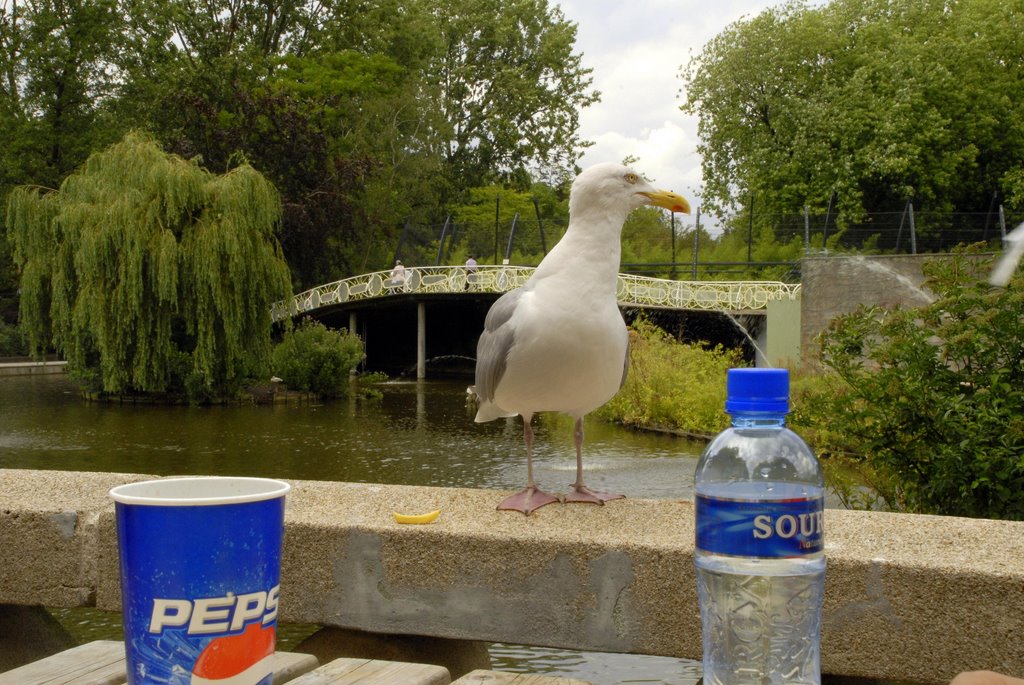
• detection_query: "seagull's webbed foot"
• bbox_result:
[497,486,560,515]
[563,484,625,506]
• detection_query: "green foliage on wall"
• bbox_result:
[812,248,1024,519]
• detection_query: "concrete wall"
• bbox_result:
[765,297,801,367]
[800,254,939,365]
[3,469,1024,684]
[0,360,67,377]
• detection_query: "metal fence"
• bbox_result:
[390,204,1020,284]
[393,215,556,269]
[769,205,1019,254]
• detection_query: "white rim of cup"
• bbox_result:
[109,476,291,506]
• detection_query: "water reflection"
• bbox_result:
[1,374,703,684]
[0,375,702,499]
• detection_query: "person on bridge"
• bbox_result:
[473,162,690,514]
[465,255,478,290]
[390,260,406,288]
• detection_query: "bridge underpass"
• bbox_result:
[308,294,495,377]
[273,266,801,378]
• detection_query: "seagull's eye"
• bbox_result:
[623,173,639,185]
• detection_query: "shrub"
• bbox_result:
[815,247,1024,519]
[0,320,27,357]
[788,371,900,512]
[272,321,365,398]
[597,318,745,436]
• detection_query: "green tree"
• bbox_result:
[108,0,435,287]
[6,133,292,400]
[1,0,131,324]
[620,208,686,276]
[2,0,600,293]
[433,0,599,187]
[110,0,596,284]
[681,0,1024,221]
[444,182,569,266]
[0,0,126,189]
[815,248,1024,519]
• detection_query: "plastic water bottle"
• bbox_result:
[694,368,825,685]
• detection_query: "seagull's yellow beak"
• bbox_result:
[639,189,691,214]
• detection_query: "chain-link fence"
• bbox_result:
[392,216,560,269]
[769,205,1019,254]
[389,205,1021,284]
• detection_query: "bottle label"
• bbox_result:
[696,494,824,558]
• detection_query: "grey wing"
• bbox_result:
[619,333,630,389]
[474,287,524,404]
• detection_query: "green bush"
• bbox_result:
[788,371,899,512]
[815,247,1024,519]
[0,320,27,357]
[272,321,365,398]
[597,318,745,436]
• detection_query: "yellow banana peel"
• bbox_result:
[392,509,441,525]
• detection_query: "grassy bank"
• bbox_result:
[595,319,743,438]
[596,318,880,511]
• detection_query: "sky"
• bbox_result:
[555,0,791,215]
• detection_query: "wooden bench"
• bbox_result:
[453,672,592,685]
[0,641,318,685]
[0,641,592,685]
[288,657,450,684]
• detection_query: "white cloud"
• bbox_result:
[556,0,792,215]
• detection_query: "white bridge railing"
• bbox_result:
[271,265,801,321]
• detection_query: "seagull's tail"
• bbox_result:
[474,400,518,423]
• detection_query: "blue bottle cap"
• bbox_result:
[724,368,789,414]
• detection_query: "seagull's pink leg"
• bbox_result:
[498,415,560,515]
[563,417,624,505]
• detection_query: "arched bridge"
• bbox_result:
[272,265,801,320]
[272,266,803,378]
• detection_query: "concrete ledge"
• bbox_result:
[0,360,67,377]
[2,469,1023,684]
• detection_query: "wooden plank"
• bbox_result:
[452,670,593,685]
[270,652,321,683]
[0,642,318,685]
[0,641,124,685]
[288,657,451,685]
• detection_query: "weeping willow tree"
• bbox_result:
[6,133,292,400]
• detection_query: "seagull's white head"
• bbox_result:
[569,162,691,222]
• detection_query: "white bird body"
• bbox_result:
[473,162,690,513]
[477,221,627,420]
[488,285,627,418]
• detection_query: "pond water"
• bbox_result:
[1,373,709,683]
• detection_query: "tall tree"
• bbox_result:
[1,0,130,317]
[6,133,291,399]
[435,0,599,187]
[681,0,1024,221]
[3,0,600,293]
[0,0,125,189]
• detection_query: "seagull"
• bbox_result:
[474,163,690,514]
[990,221,1024,287]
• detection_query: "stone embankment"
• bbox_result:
[2,468,1023,683]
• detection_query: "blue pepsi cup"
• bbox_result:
[110,476,291,685]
